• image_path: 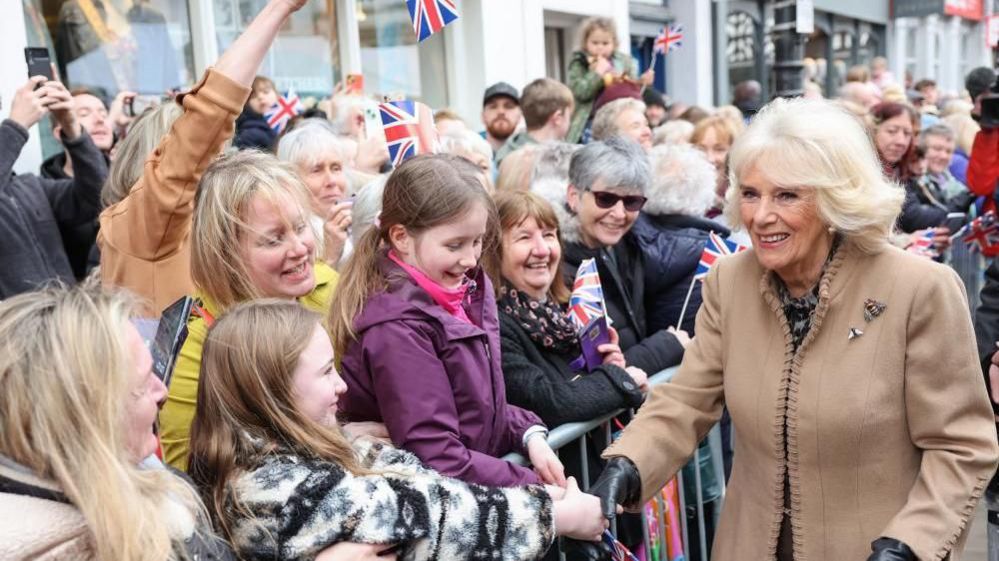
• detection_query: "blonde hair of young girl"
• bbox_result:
[328,154,496,358]
[191,149,318,314]
[577,16,618,51]
[0,285,204,561]
[188,299,366,544]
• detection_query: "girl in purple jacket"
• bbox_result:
[329,154,565,488]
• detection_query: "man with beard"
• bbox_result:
[40,88,123,280]
[481,82,522,153]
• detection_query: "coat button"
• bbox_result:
[623,381,635,390]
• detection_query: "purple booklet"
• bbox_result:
[579,316,611,372]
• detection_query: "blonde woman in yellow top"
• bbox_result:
[159,151,341,471]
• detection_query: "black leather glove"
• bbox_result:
[866,537,916,561]
[562,538,612,561]
[588,456,642,521]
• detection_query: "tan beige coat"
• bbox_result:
[0,461,92,560]
[98,69,249,316]
[605,241,999,560]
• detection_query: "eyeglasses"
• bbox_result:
[590,191,647,212]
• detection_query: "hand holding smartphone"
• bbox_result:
[24,47,54,84]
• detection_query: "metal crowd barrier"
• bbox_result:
[503,367,726,561]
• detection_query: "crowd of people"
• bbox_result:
[2,0,999,560]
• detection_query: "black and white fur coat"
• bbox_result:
[226,437,555,561]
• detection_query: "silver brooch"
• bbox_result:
[848,327,864,340]
[863,299,886,322]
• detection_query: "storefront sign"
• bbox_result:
[893,0,944,19]
[944,0,983,21]
[987,14,999,47]
[893,0,983,19]
[796,0,815,33]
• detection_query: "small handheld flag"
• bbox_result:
[264,88,304,134]
[378,100,439,168]
[654,23,684,56]
[567,258,605,332]
[955,211,999,253]
[406,0,460,42]
[694,231,748,281]
[906,229,938,259]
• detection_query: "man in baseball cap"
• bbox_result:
[481,82,522,152]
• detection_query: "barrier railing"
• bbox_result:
[503,367,726,561]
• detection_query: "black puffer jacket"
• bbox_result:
[632,213,730,335]
[561,233,684,374]
[0,120,105,297]
[233,107,276,151]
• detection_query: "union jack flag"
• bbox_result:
[406,0,460,43]
[906,229,938,259]
[654,24,684,55]
[567,258,605,333]
[694,231,747,281]
[378,100,439,168]
[264,88,304,133]
[957,211,999,253]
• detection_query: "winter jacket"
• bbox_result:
[98,69,250,316]
[0,120,105,298]
[632,213,731,335]
[605,241,999,561]
[339,255,545,487]
[493,130,539,167]
[566,50,636,144]
[226,437,555,561]
[0,454,234,561]
[498,311,644,427]
[233,107,276,151]
[898,179,949,233]
[562,233,685,375]
[159,262,339,471]
[40,150,105,281]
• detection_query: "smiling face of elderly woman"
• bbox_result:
[737,167,833,296]
[726,99,904,297]
[566,137,651,249]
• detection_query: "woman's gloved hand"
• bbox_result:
[562,538,612,561]
[866,537,916,561]
[588,456,642,521]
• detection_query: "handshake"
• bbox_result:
[551,457,642,560]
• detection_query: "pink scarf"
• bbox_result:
[388,250,472,324]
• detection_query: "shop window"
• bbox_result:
[356,0,448,107]
[215,0,340,98]
[24,0,195,98]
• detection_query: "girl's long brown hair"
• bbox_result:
[327,154,497,358]
[188,299,364,544]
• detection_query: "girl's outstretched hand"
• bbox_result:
[552,477,611,542]
[527,434,566,487]
[316,542,398,561]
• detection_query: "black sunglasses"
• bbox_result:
[590,191,647,211]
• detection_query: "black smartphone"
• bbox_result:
[24,47,54,82]
[945,212,967,233]
[150,296,195,388]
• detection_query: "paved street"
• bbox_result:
[969,502,988,560]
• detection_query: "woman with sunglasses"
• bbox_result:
[561,137,689,376]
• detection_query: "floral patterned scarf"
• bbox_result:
[497,282,579,355]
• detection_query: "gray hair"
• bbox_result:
[350,174,388,246]
[569,136,651,194]
[919,122,956,147]
[645,144,717,216]
[439,129,493,163]
[531,142,580,183]
[591,98,646,142]
[652,120,694,146]
[327,94,371,136]
[276,119,348,169]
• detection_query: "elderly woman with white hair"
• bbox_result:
[276,119,354,267]
[591,98,652,151]
[589,99,999,561]
[633,144,730,335]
